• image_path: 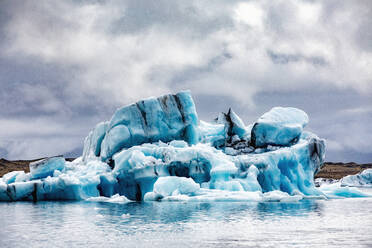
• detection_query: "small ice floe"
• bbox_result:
[314,178,339,187]
[262,190,303,202]
[341,169,372,187]
[318,182,371,198]
[86,194,131,204]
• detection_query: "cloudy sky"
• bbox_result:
[0,0,371,162]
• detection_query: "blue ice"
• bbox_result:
[341,169,372,187]
[29,157,65,180]
[1,90,352,203]
[251,107,309,148]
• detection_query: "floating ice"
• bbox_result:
[318,182,371,198]
[86,194,131,203]
[144,176,200,201]
[262,190,303,202]
[2,171,28,184]
[0,91,331,202]
[217,108,249,140]
[88,91,199,162]
[341,169,372,187]
[251,107,309,148]
[29,157,65,180]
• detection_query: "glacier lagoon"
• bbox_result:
[1,90,372,247]
[1,197,372,247]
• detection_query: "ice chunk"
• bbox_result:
[217,108,248,139]
[214,109,249,150]
[144,176,200,200]
[96,91,199,161]
[82,121,108,161]
[2,171,27,184]
[86,194,131,203]
[251,107,309,148]
[341,169,372,187]
[100,125,131,161]
[186,188,263,202]
[198,120,225,146]
[319,182,371,198]
[169,140,188,148]
[6,181,35,201]
[30,157,65,180]
[153,176,200,196]
[314,178,339,187]
[211,110,256,155]
[263,190,303,202]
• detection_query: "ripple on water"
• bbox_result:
[1,194,372,248]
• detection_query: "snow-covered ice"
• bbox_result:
[318,182,371,198]
[29,157,65,180]
[251,107,308,148]
[1,90,352,203]
[341,169,372,187]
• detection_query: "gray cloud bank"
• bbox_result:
[0,0,371,162]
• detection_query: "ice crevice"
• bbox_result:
[2,90,365,202]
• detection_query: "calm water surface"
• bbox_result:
[1,195,372,248]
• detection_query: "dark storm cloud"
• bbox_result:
[0,0,371,162]
[267,50,328,66]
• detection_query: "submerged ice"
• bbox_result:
[1,90,333,202]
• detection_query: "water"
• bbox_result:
[1,196,372,248]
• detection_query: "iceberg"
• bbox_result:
[0,90,329,202]
[341,169,372,187]
[318,182,371,198]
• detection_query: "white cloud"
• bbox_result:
[0,137,82,159]
[234,2,264,29]
[3,0,372,103]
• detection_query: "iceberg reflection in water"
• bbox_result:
[1,196,372,247]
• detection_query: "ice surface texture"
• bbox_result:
[29,157,65,180]
[251,107,308,148]
[1,91,331,202]
[83,91,198,162]
[341,169,372,187]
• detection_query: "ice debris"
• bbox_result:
[1,90,331,202]
[86,194,131,203]
[318,182,371,198]
[341,169,372,187]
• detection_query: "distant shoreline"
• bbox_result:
[1,157,371,179]
[0,157,75,177]
[315,162,372,179]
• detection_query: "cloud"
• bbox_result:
[0,0,371,161]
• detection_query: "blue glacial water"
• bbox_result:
[1,196,372,248]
